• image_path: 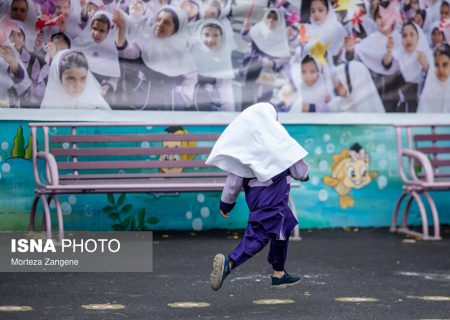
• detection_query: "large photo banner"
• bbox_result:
[0,0,449,113]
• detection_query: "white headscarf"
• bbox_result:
[418,55,450,113]
[191,20,234,79]
[393,23,432,83]
[206,102,308,182]
[299,56,334,106]
[354,30,402,75]
[3,0,39,52]
[304,2,347,56]
[41,49,111,109]
[139,6,196,76]
[249,8,291,58]
[332,61,385,112]
[72,10,120,77]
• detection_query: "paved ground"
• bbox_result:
[0,227,449,320]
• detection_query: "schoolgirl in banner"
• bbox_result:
[299,54,334,112]
[191,20,235,111]
[349,5,403,112]
[329,60,385,113]
[3,0,40,52]
[72,11,121,103]
[393,22,432,112]
[303,0,347,61]
[113,6,197,110]
[418,43,450,112]
[0,37,31,108]
[40,49,110,109]
[240,8,291,109]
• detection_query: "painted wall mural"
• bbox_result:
[0,120,449,233]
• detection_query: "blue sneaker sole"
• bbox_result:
[210,254,225,291]
[271,278,301,289]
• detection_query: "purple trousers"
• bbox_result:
[229,221,289,272]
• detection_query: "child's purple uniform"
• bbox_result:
[220,159,308,271]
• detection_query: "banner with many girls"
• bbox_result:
[0,0,449,113]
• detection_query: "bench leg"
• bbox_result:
[28,195,41,235]
[390,191,408,232]
[422,192,441,240]
[288,196,301,241]
[398,191,431,240]
[52,195,65,242]
[40,195,52,240]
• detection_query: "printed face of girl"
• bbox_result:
[435,54,450,82]
[181,1,199,20]
[432,29,444,46]
[61,67,88,97]
[91,20,109,43]
[204,3,220,18]
[201,25,222,49]
[154,11,176,38]
[129,0,146,17]
[87,3,99,18]
[10,0,28,22]
[310,0,328,25]
[375,12,390,34]
[413,13,424,27]
[55,0,70,17]
[410,0,419,11]
[441,3,449,20]
[9,30,24,51]
[402,25,418,53]
[302,60,319,86]
[265,11,278,30]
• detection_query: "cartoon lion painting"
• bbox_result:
[323,143,378,209]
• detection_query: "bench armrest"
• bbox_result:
[34,151,59,187]
[399,149,434,184]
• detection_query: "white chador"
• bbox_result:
[249,8,291,59]
[40,49,111,109]
[354,30,402,75]
[393,23,432,84]
[138,6,196,77]
[206,102,308,182]
[330,61,385,113]
[191,20,234,79]
[72,11,121,78]
[417,65,450,113]
[299,56,334,108]
[304,5,346,57]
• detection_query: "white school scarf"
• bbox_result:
[394,23,432,84]
[304,5,347,56]
[299,56,334,106]
[40,49,111,109]
[72,10,121,77]
[417,63,450,113]
[3,0,39,52]
[354,30,401,75]
[138,6,196,77]
[190,19,234,79]
[206,102,308,182]
[125,3,154,42]
[249,8,291,59]
[332,61,385,112]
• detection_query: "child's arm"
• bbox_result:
[220,173,243,217]
[289,159,309,182]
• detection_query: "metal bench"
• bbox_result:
[29,122,302,241]
[391,124,450,240]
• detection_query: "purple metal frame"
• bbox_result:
[391,124,450,240]
[28,122,302,241]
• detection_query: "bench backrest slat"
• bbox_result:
[58,160,211,171]
[52,147,213,157]
[415,146,450,154]
[50,133,220,143]
[59,172,227,180]
[413,134,450,142]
